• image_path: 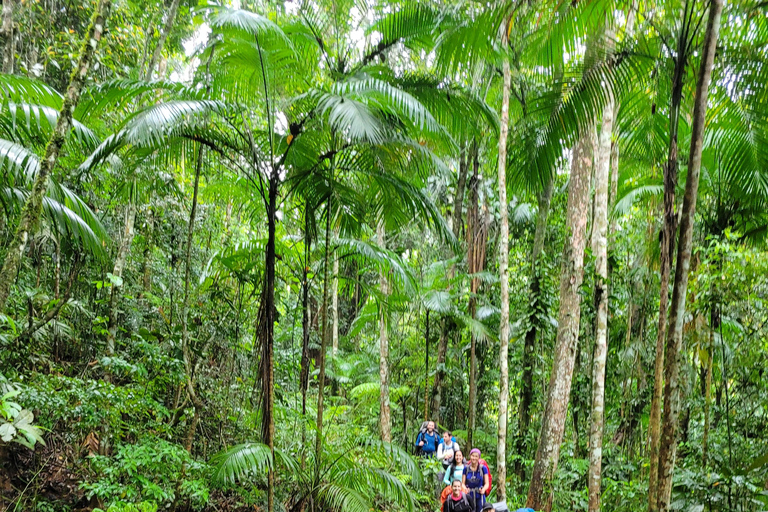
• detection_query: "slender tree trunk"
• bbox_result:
[656,3,722,508]
[378,219,392,442]
[432,147,469,425]
[526,126,594,512]
[517,176,554,483]
[315,201,332,453]
[648,27,689,511]
[465,143,483,450]
[588,65,614,512]
[141,206,154,296]
[331,243,339,357]
[495,24,512,500]
[0,0,111,312]
[106,203,136,358]
[262,176,278,512]
[144,0,181,80]
[1,0,13,73]
[180,146,204,452]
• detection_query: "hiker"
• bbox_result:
[414,420,439,457]
[443,450,466,487]
[463,448,489,512]
[437,431,460,470]
[442,480,473,512]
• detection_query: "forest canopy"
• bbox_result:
[1,0,767,512]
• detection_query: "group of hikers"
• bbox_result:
[414,421,491,512]
[414,420,535,512]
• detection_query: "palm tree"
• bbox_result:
[210,439,421,512]
[0,0,111,311]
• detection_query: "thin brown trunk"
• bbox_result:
[526,126,594,512]
[656,2,722,508]
[144,0,181,80]
[465,142,485,450]
[496,21,512,501]
[648,18,689,509]
[424,310,430,420]
[432,317,449,426]
[262,176,278,512]
[106,203,136,358]
[316,201,333,453]
[331,240,339,357]
[0,0,112,312]
[181,146,204,452]
[378,219,392,442]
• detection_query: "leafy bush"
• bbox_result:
[81,437,209,510]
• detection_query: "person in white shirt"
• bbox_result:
[437,431,460,471]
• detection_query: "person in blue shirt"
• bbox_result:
[415,420,439,456]
[463,448,489,512]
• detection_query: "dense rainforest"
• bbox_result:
[0,0,767,511]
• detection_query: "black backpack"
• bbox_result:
[413,421,430,455]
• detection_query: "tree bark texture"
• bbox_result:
[526,127,594,512]
[516,176,554,483]
[262,177,278,512]
[465,144,486,450]
[106,203,136,358]
[648,26,689,510]
[377,219,392,443]
[315,203,332,453]
[656,2,722,509]
[495,23,512,501]
[144,0,181,80]
[180,146,204,452]
[0,0,112,312]
[588,78,614,512]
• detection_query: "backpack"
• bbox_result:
[413,421,429,455]
[480,459,492,496]
[442,493,473,512]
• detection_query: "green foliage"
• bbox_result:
[82,438,209,509]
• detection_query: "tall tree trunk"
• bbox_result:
[180,146,204,452]
[516,176,554,485]
[588,59,614,512]
[432,147,469,425]
[495,23,512,501]
[262,176,279,512]
[315,201,332,452]
[648,23,689,510]
[526,126,594,512]
[144,0,181,80]
[0,0,112,312]
[1,0,13,73]
[378,219,392,442]
[656,3,722,509]
[331,243,339,357]
[465,143,484,450]
[106,203,136,358]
